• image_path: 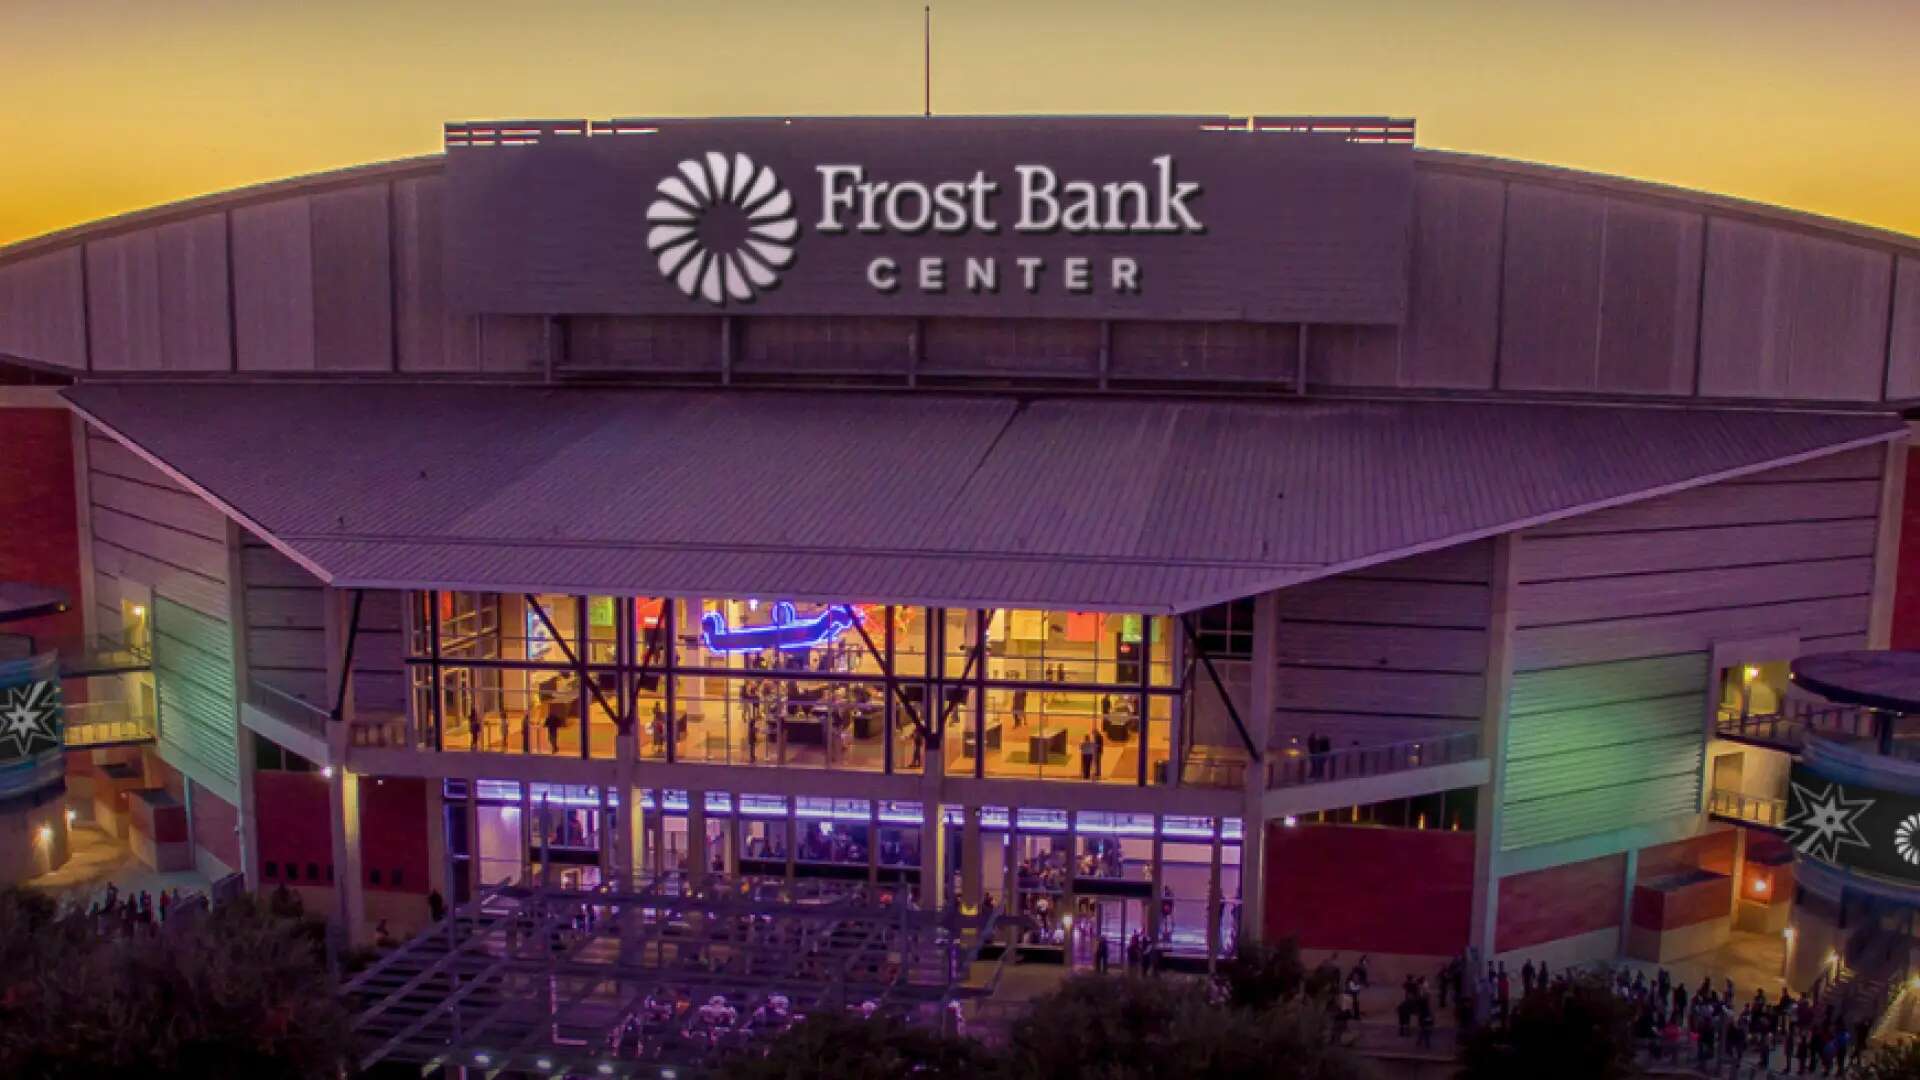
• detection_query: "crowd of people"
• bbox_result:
[81,883,196,936]
[1614,966,1873,1076]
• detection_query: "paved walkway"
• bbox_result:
[24,823,211,904]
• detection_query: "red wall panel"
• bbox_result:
[1496,853,1627,952]
[1264,824,1474,955]
[1894,446,1920,650]
[360,776,429,894]
[255,771,332,886]
[189,779,240,869]
[0,408,83,646]
[1636,829,1736,881]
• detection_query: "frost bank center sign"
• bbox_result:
[446,118,1417,325]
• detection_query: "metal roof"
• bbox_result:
[63,383,1904,612]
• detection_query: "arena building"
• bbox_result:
[3,115,1920,995]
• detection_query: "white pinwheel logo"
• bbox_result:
[647,151,798,306]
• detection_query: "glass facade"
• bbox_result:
[403,592,1192,786]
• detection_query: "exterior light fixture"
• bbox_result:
[64,808,75,824]
[1751,877,1768,895]
[1282,816,1297,827]
[1744,665,1760,682]
[474,1051,492,1066]
[598,1063,616,1076]
[132,605,146,618]
[37,825,52,844]
[321,765,334,779]
[535,1058,553,1072]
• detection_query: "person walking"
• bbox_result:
[1091,730,1105,779]
[1094,933,1111,974]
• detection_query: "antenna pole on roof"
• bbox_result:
[923,5,932,117]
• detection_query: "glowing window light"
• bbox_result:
[699,602,859,653]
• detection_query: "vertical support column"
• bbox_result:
[224,520,258,889]
[1148,816,1165,944]
[518,783,533,884]
[687,789,708,893]
[1064,810,1079,963]
[1617,848,1640,959]
[919,607,947,905]
[1868,435,1910,649]
[868,804,881,888]
[783,798,797,890]
[322,587,366,945]
[1167,616,1185,789]
[920,788,946,908]
[1237,589,1279,945]
[961,805,982,911]
[464,783,482,895]
[1207,817,1224,972]
[425,778,448,908]
[1470,533,1520,961]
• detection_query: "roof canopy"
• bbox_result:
[64,383,1904,613]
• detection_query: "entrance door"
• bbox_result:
[1711,752,1745,797]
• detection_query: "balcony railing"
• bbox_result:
[243,679,330,743]
[1267,730,1481,790]
[63,700,156,748]
[1706,786,1787,829]
[1715,701,1872,749]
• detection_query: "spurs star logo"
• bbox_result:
[1785,779,1874,863]
[0,677,61,760]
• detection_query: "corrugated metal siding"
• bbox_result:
[239,534,405,710]
[1272,542,1492,747]
[153,595,239,799]
[1498,446,1885,852]
[63,384,1904,612]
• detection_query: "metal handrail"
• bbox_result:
[1706,786,1787,828]
[1267,730,1481,789]
[243,678,330,740]
[1715,701,1872,745]
[62,699,155,747]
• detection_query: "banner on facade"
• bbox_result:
[0,652,64,800]
[1786,761,1920,886]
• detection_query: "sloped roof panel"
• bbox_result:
[62,383,1904,612]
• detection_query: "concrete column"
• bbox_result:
[919,769,945,908]
[425,779,448,903]
[237,728,261,891]
[1207,817,1224,971]
[1146,822,1167,945]
[687,789,708,893]
[325,743,366,946]
[614,731,638,889]
[1616,847,1640,959]
[1470,533,1520,960]
[961,805,982,911]
[1867,436,1910,649]
[1237,590,1279,944]
[464,783,482,896]
[322,588,366,944]
[916,728,946,907]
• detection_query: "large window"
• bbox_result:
[403,593,1190,785]
[1192,598,1254,659]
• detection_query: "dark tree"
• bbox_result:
[716,1010,997,1079]
[1857,1038,1920,1080]
[0,888,349,1080]
[1000,973,1368,1080]
[1457,970,1638,1080]
[1215,936,1315,1010]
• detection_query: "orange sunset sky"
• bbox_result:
[3,0,1916,247]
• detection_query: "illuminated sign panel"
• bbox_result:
[1786,761,1920,885]
[446,118,1414,324]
